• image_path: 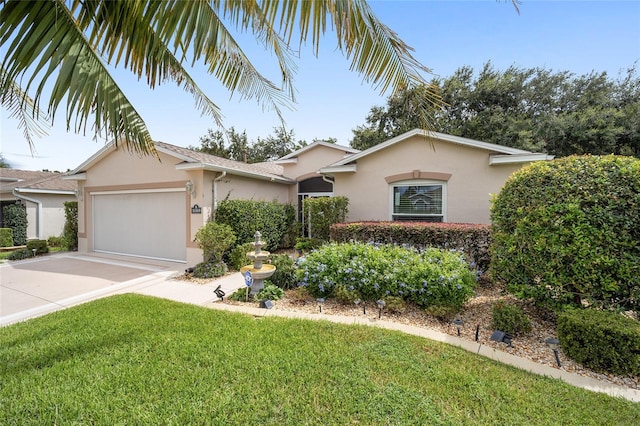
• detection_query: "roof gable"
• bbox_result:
[319,129,552,172]
[276,140,359,162]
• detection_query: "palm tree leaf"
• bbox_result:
[0,68,51,151]
[0,0,155,154]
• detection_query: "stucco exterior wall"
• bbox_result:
[37,193,76,240]
[78,148,196,262]
[333,135,523,224]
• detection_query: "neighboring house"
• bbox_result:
[0,169,77,241]
[65,130,552,265]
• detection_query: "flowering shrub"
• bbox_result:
[297,242,476,311]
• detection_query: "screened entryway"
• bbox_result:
[298,176,333,237]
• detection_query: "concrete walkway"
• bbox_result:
[2,255,638,403]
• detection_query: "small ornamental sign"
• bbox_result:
[191,204,202,214]
[244,270,253,287]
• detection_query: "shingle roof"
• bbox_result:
[155,141,291,182]
[0,169,76,193]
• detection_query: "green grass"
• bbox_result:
[1,295,637,425]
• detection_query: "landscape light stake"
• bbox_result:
[354,299,361,316]
[376,300,385,319]
[316,298,325,313]
[545,338,562,367]
[452,318,464,336]
[475,324,480,342]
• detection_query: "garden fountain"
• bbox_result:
[240,231,276,296]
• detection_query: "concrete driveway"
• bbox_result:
[0,253,184,326]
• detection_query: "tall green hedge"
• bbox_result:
[0,228,13,247]
[303,196,348,241]
[491,155,640,312]
[63,201,78,251]
[2,203,27,245]
[216,199,295,250]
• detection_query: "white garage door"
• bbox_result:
[93,190,186,262]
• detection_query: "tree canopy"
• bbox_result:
[351,62,640,157]
[0,0,449,155]
[190,127,308,163]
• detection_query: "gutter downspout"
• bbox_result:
[212,171,227,221]
[12,189,42,239]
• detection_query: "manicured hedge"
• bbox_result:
[2,203,27,246]
[491,155,640,312]
[63,201,78,251]
[302,196,348,241]
[216,199,295,250]
[558,309,640,376]
[0,228,13,247]
[330,221,491,272]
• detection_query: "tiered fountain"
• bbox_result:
[240,231,276,296]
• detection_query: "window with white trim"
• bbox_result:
[390,180,446,222]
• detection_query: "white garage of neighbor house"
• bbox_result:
[0,169,77,242]
[65,129,552,265]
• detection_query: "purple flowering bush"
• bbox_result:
[297,242,476,311]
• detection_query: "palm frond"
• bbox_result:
[0,0,155,154]
[0,68,51,152]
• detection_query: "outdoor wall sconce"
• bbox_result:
[316,298,325,313]
[376,300,386,319]
[490,330,512,347]
[545,337,562,367]
[186,180,195,198]
[452,318,464,336]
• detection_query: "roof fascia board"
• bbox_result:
[176,163,295,184]
[273,158,298,165]
[13,188,75,195]
[318,164,357,173]
[68,142,117,174]
[155,145,197,163]
[489,153,555,165]
[62,172,87,181]
[278,140,360,160]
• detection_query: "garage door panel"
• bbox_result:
[93,191,186,262]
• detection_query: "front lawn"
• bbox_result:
[1,295,637,424]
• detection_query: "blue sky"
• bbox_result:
[2,0,639,171]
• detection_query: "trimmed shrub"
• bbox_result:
[194,222,236,262]
[558,309,640,376]
[0,228,13,247]
[257,283,285,301]
[26,239,49,256]
[294,237,326,253]
[267,254,297,290]
[227,242,255,271]
[63,201,78,251]
[297,242,476,312]
[302,196,348,242]
[491,155,640,312]
[216,199,296,250]
[193,260,228,279]
[491,302,532,336]
[331,221,491,273]
[7,249,31,261]
[3,203,27,245]
[47,235,65,248]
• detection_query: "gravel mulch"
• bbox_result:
[220,282,640,391]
